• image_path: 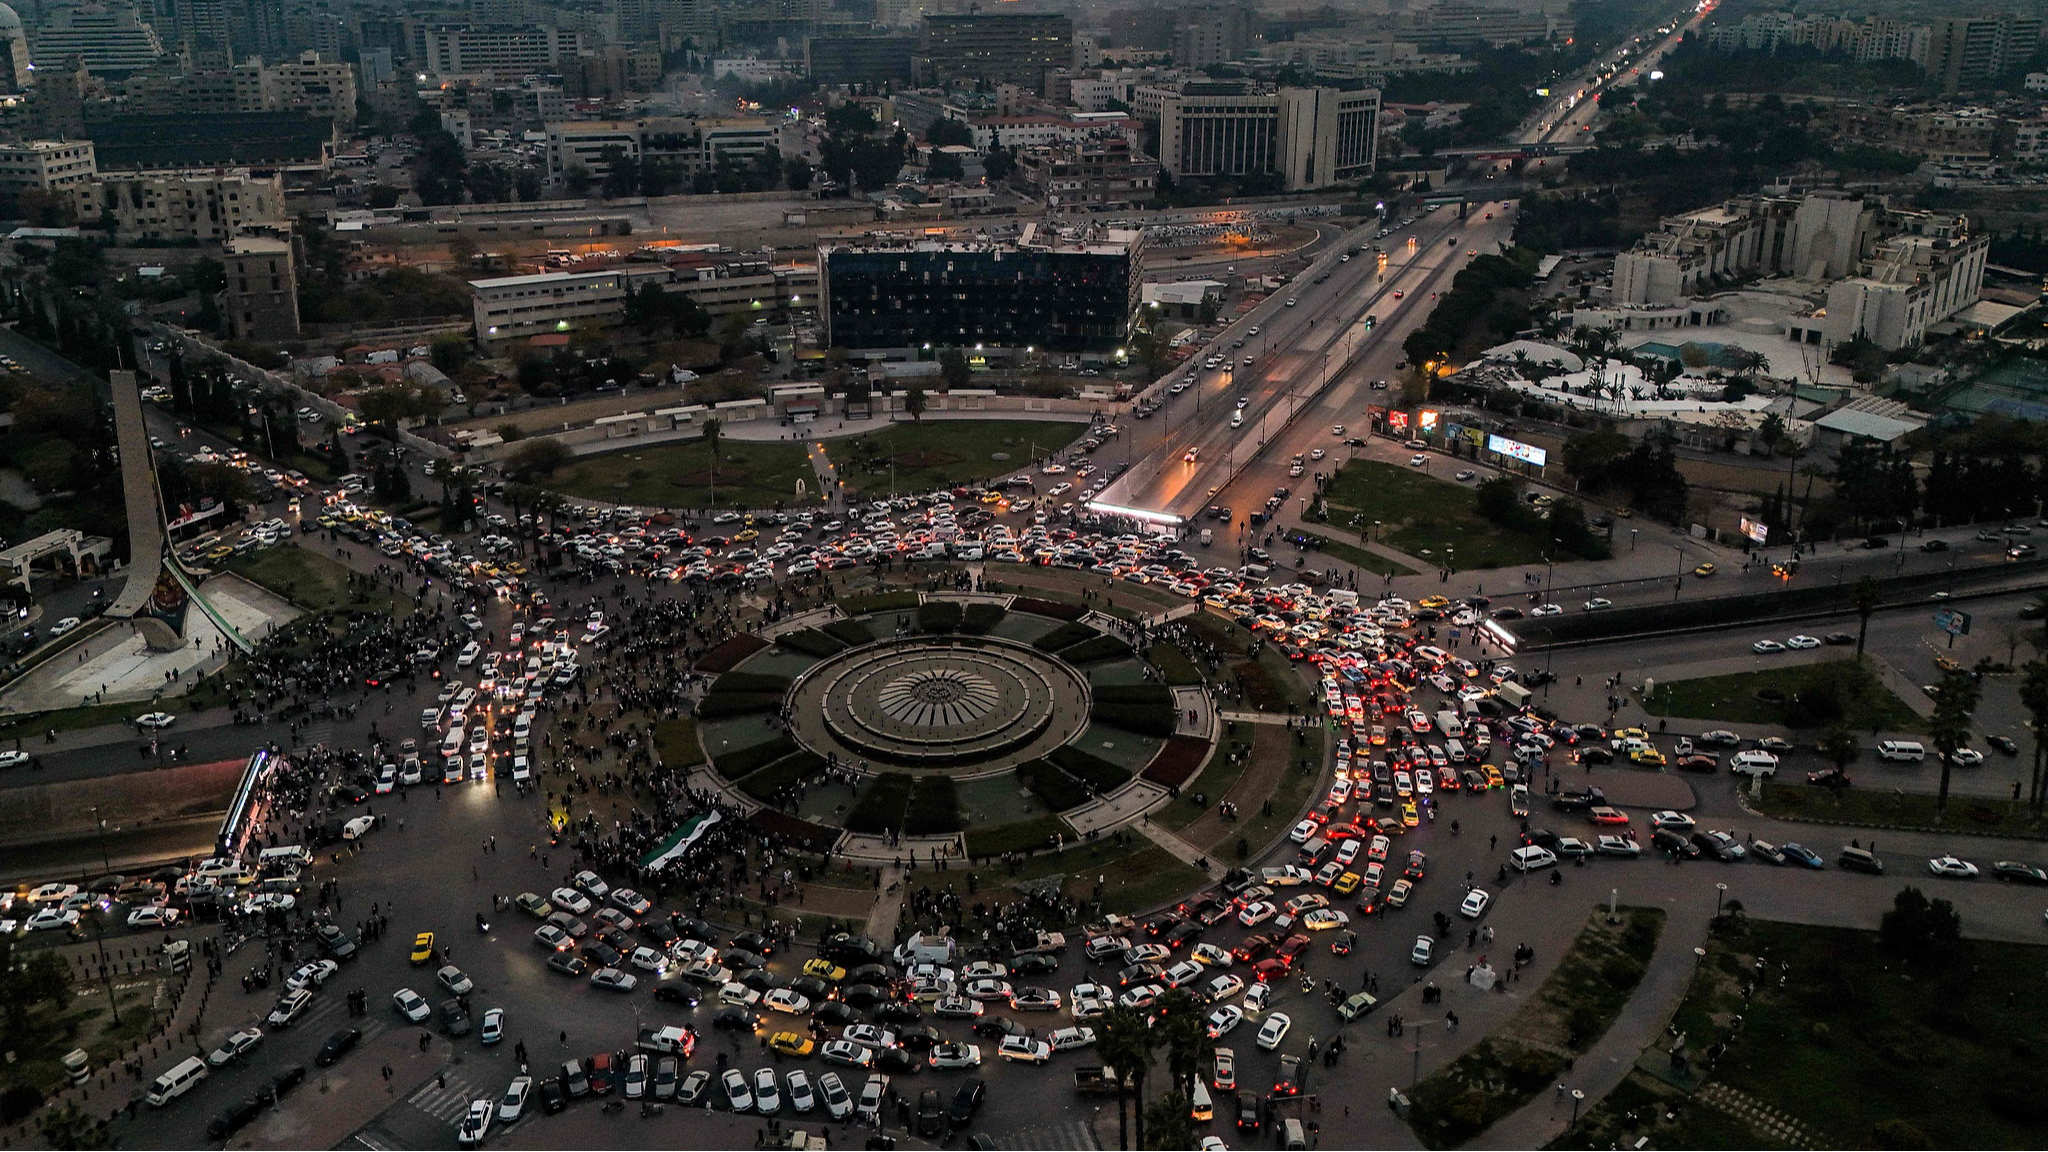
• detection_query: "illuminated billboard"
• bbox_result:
[1388,411,1410,434]
[1418,410,1440,433]
[1486,434,1547,467]
[1740,517,1768,545]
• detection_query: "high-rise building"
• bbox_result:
[912,12,1073,93]
[1275,86,1378,190]
[0,2,30,92]
[807,34,917,85]
[0,140,98,195]
[74,170,286,243]
[25,5,169,76]
[1152,82,1378,190]
[1927,12,2044,91]
[422,25,585,80]
[1171,5,1254,70]
[821,223,1145,353]
[222,233,300,341]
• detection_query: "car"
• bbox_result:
[1410,454,1428,467]
[722,1068,753,1113]
[1693,831,1746,862]
[456,1099,491,1147]
[1951,748,1984,767]
[551,887,593,914]
[1301,908,1349,931]
[1699,730,1741,746]
[762,988,812,1014]
[1049,1025,1097,1051]
[498,1075,532,1123]
[208,1028,264,1067]
[1927,854,1979,879]
[1207,1004,1245,1038]
[769,1031,816,1058]
[818,1071,854,1120]
[1588,806,1629,826]
[1752,639,1785,653]
[1781,843,1825,869]
[1010,986,1063,1011]
[127,906,180,929]
[591,967,639,992]
[1786,635,1821,649]
[997,1036,1052,1065]
[1255,1012,1291,1050]
[1583,598,1613,611]
[1692,562,1716,577]
[393,988,432,1022]
[135,712,177,729]
[436,965,474,996]
[821,1040,874,1067]
[1651,811,1695,832]
[479,1007,505,1045]
[546,953,589,978]
[1410,935,1434,965]
[410,932,436,964]
[751,1067,782,1115]
[930,1043,982,1069]
[315,1028,361,1067]
[1749,841,1786,865]
[285,960,336,991]
[1990,859,2047,884]
[784,1068,817,1114]
[440,999,471,1037]
[1595,835,1640,858]
[1459,889,1491,918]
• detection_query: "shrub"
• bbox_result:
[776,628,846,657]
[823,618,874,646]
[1090,700,1177,737]
[905,776,963,834]
[697,633,769,672]
[694,691,783,719]
[1012,596,1086,620]
[1058,635,1133,664]
[839,590,921,615]
[961,603,1007,634]
[1142,736,1212,787]
[1016,760,1091,810]
[845,773,915,833]
[1032,622,1097,652]
[712,735,798,780]
[709,671,793,695]
[653,718,706,769]
[917,601,963,632]
[1047,745,1132,792]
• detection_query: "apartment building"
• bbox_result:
[223,234,299,342]
[0,140,98,194]
[1928,12,2043,92]
[912,12,1074,93]
[422,25,585,81]
[1822,218,1989,349]
[72,170,284,244]
[471,269,628,349]
[1011,134,1159,211]
[1151,82,1379,189]
[544,117,778,183]
[24,5,167,76]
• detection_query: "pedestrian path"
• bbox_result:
[1219,709,1293,725]
[288,995,392,1044]
[405,1067,496,1125]
[1000,1117,1103,1149]
[1140,602,1200,628]
[1132,816,1211,869]
[866,863,905,940]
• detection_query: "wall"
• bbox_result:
[0,758,243,850]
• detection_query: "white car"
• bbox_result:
[25,908,79,931]
[1206,1005,1245,1038]
[1951,748,1985,767]
[1583,598,1613,611]
[1302,908,1350,931]
[997,1036,1052,1065]
[135,712,177,729]
[0,750,28,768]
[1213,1047,1236,1090]
[722,1068,753,1113]
[630,946,667,972]
[1650,811,1696,832]
[1255,1012,1291,1051]
[1786,635,1821,649]
[1237,901,1277,927]
[1531,604,1563,616]
[1288,819,1316,844]
[1048,1026,1097,1051]
[437,965,475,996]
[762,989,812,1014]
[207,1028,264,1066]
[1751,639,1785,653]
[1410,935,1435,965]
[497,1075,532,1122]
[1205,974,1245,1002]
[1459,889,1491,918]
[457,1099,492,1147]
[285,959,337,990]
[550,887,593,914]
[821,1040,874,1067]
[753,1068,781,1115]
[819,1071,854,1120]
[393,988,432,1022]
[48,616,82,637]
[930,1043,982,1069]
[128,906,180,929]
[1927,855,1979,879]
[1410,454,1427,467]
[786,1069,817,1113]
[590,968,638,993]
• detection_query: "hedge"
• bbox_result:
[709,671,794,695]
[823,618,875,647]
[964,814,1075,858]
[653,718,706,769]
[839,590,922,615]
[917,601,964,633]
[1012,597,1086,621]
[776,628,846,657]
[1032,622,1097,653]
[1058,635,1133,664]
[693,692,783,719]
[905,776,963,835]
[1017,760,1091,811]
[712,734,799,780]
[1092,683,1175,707]
[697,633,770,673]
[961,603,1007,635]
[737,750,826,803]
[1090,700,1177,737]
[845,773,915,834]
[1047,745,1132,793]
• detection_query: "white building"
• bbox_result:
[470,270,628,350]
[0,140,97,193]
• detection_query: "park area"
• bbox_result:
[549,438,818,510]
[1636,658,1922,732]
[225,545,408,618]
[832,420,1088,495]
[1322,460,1567,570]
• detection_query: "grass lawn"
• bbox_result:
[833,420,1087,495]
[654,718,706,769]
[549,438,819,510]
[1323,460,1572,569]
[1147,642,1204,686]
[1303,535,1416,577]
[1408,907,1666,1148]
[1160,732,1253,831]
[1587,916,2048,1150]
[1636,659,1922,732]
[1226,726,1324,860]
[1751,781,2048,838]
[225,546,406,617]
[954,836,1207,918]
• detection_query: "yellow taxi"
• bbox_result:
[1481,764,1504,790]
[1612,727,1650,745]
[733,529,759,543]
[1332,871,1362,896]
[1418,596,1451,611]
[410,932,436,965]
[802,959,846,982]
[1399,801,1420,827]
[1692,562,1716,577]
[768,1032,815,1057]
[1629,747,1667,768]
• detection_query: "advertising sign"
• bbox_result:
[1486,434,1548,468]
[1418,409,1440,433]
[1388,410,1410,434]
[1739,517,1769,546]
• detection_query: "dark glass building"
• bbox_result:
[822,224,1144,354]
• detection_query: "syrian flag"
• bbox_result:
[638,810,722,871]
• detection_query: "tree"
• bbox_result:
[430,334,473,375]
[1474,475,1523,523]
[1096,1007,1159,1150]
[1927,667,1983,816]
[927,150,964,182]
[2020,659,2048,814]
[904,386,927,423]
[984,146,1017,183]
[35,1103,113,1150]
[701,417,723,508]
[937,347,971,391]
[1141,1092,1195,1150]
[598,145,641,199]
[784,156,813,191]
[1757,411,1788,455]
[563,164,594,197]
[824,103,878,135]
[504,438,571,481]
[1878,886,1961,964]
[1815,725,1860,788]
[1128,325,1169,379]
[925,117,975,148]
[1154,990,1205,1099]
[358,384,418,431]
[1852,577,1881,656]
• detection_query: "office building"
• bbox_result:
[222,234,299,341]
[74,170,285,243]
[471,270,629,350]
[1152,82,1379,190]
[1011,134,1158,211]
[1822,214,1987,350]
[0,140,98,194]
[1927,12,2044,91]
[1391,3,1573,49]
[422,25,585,80]
[1275,86,1379,190]
[912,12,1073,93]
[25,5,168,76]
[544,116,778,185]
[807,34,917,86]
[820,223,1144,354]
[1172,6,1256,69]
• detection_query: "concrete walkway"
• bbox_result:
[1219,709,1295,725]
[1132,817,1213,868]
[1065,779,1170,836]
[864,864,905,941]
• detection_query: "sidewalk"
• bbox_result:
[235,1029,453,1151]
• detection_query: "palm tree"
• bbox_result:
[1155,990,1206,1099]
[1853,577,1882,656]
[2020,659,2048,815]
[1815,725,1860,793]
[1928,667,1983,817]
[701,416,722,510]
[1097,1007,1158,1150]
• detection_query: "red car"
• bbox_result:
[1588,807,1630,826]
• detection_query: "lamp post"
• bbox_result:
[1570,1088,1585,1127]
[1715,882,1728,919]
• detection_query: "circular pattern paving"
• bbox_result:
[788,637,1092,772]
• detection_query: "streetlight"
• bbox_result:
[1715,882,1728,919]
[1570,1088,1585,1127]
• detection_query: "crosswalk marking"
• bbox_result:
[998,1119,1101,1150]
[407,1070,493,1124]
[288,998,388,1043]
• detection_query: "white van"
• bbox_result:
[1434,710,1465,738]
[441,726,466,760]
[1509,845,1557,872]
[146,1056,209,1106]
[1283,1117,1307,1150]
[1191,1080,1213,1122]
[1730,750,1779,777]
[421,706,443,729]
[458,641,481,667]
[343,815,376,840]
[258,845,311,868]
[1877,740,1926,763]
